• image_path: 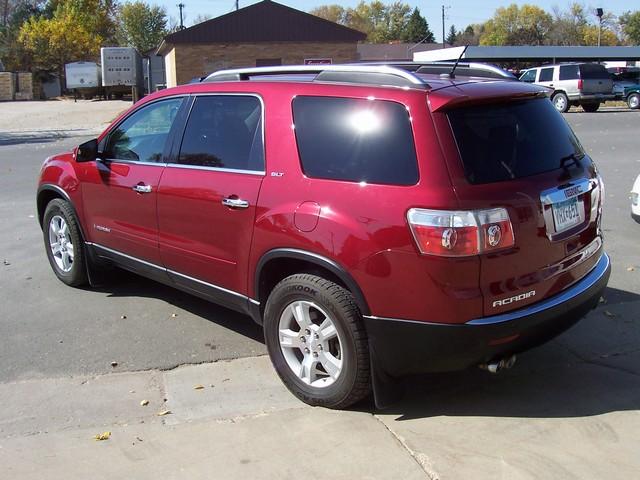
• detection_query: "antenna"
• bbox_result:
[441,45,468,79]
[178,3,185,30]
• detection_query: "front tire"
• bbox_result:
[552,92,569,113]
[263,274,371,409]
[628,93,640,110]
[43,199,88,287]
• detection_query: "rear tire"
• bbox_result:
[43,199,88,287]
[628,93,640,110]
[552,92,569,113]
[582,102,600,113]
[263,274,371,409]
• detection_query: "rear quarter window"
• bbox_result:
[448,98,585,184]
[559,65,579,80]
[292,96,418,186]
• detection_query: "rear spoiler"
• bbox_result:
[429,83,551,112]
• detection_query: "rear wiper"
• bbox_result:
[560,152,585,169]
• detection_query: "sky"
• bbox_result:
[159,0,636,42]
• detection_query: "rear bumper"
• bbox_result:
[364,253,611,377]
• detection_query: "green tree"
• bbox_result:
[455,24,482,46]
[620,10,640,45]
[117,1,167,53]
[445,24,457,45]
[309,4,345,24]
[19,0,102,83]
[480,4,552,46]
[401,7,434,43]
[0,2,42,70]
[44,0,118,45]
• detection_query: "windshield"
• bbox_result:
[448,98,585,184]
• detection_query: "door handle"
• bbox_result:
[222,197,250,209]
[132,184,152,194]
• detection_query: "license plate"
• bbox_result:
[552,197,584,233]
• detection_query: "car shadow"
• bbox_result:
[86,269,265,344]
[362,286,640,420]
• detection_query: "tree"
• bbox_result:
[44,0,118,45]
[445,24,457,45]
[19,0,102,84]
[0,2,42,70]
[455,24,482,46]
[547,3,588,45]
[309,4,345,24]
[620,10,640,45]
[401,7,434,43]
[117,1,167,53]
[480,4,552,46]
[582,25,619,46]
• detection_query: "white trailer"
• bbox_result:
[101,47,143,88]
[65,62,101,89]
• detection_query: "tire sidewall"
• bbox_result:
[628,94,640,110]
[43,199,85,286]
[264,276,360,406]
[552,93,569,113]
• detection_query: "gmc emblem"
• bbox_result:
[493,290,536,308]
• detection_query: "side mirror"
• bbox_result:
[76,138,98,163]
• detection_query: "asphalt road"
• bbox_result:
[0,108,639,385]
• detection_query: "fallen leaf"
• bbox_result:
[603,310,616,318]
[156,410,172,416]
[94,431,111,441]
[171,313,178,318]
[110,361,118,367]
[599,296,606,304]
[120,315,127,319]
[140,399,149,406]
[627,267,635,272]
[2,260,10,266]
[136,436,143,442]
[193,384,204,390]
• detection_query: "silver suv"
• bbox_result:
[520,63,614,113]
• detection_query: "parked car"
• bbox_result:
[520,62,614,112]
[37,62,610,409]
[609,68,640,109]
[632,174,640,223]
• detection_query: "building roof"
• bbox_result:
[357,43,445,61]
[161,0,366,50]
[414,46,640,62]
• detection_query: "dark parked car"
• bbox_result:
[37,62,610,408]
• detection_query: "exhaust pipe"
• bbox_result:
[479,355,517,374]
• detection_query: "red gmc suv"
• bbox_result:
[37,62,610,409]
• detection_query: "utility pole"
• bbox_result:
[442,5,445,48]
[178,3,185,30]
[235,0,239,10]
[596,8,603,47]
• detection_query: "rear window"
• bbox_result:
[448,98,585,185]
[292,96,418,186]
[579,64,610,80]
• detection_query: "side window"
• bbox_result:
[292,96,418,186]
[538,67,554,82]
[559,65,579,80]
[177,95,264,171]
[520,70,536,83]
[105,98,183,162]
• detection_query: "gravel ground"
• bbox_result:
[0,99,130,145]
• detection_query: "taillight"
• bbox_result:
[578,78,583,90]
[407,208,515,257]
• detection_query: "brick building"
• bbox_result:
[156,0,366,87]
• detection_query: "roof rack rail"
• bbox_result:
[359,61,517,80]
[203,64,429,89]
